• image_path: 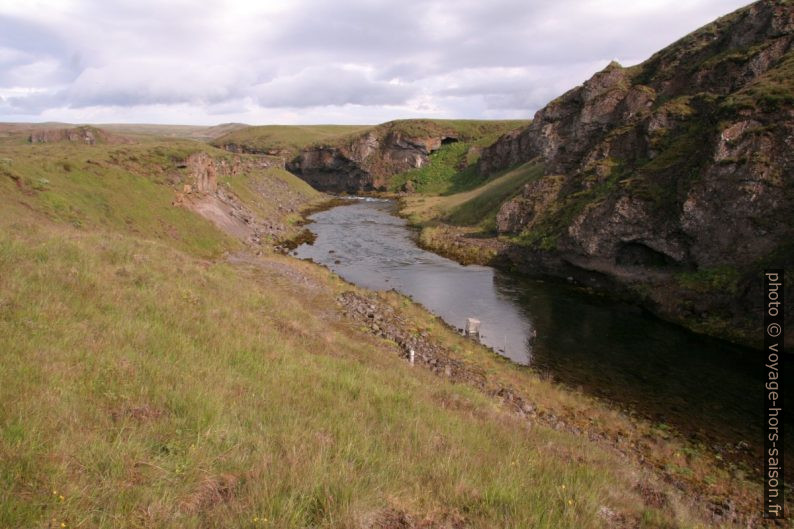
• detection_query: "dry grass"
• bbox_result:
[0,222,723,528]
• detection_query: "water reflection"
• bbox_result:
[296,199,791,469]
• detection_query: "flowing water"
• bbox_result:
[296,198,790,470]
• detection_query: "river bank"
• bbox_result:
[292,199,790,527]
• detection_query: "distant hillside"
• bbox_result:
[408,0,794,347]
[213,119,529,192]
[212,124,373,156]
[28,125,134,145]
[0,122,251,142]
[97,122,251,141]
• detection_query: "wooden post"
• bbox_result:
[465,318,480,338]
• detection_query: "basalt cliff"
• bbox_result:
[474,0,793,346]
[214,120,524,192]
[286,128,448,192]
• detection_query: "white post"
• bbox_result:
[465,318,481,338]
[409,349,415,366]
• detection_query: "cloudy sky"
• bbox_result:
[0,0,750,125]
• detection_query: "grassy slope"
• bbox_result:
[402,162,544,231]
[397,162,545,264]
[0,141,233,258]
[0,130,762,528]
[0,137,321,255]
[0,225,656,529]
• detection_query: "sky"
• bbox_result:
[0,0,751,125]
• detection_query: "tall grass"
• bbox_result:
[0,133,755,528]
[0,225,665,528]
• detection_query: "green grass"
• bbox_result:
[212,125,374,154]
[387,123,528,196]
[382,119,528,143]
[388,142,482,194]
[212,120,528,160]
[0,140,321,257]
[101,123,251,141]
[0,141,234,258]
[0,223,693,529]
[401,162,545,231]
[445,163,545,228]
[724,51,794,112]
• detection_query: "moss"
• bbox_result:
[676,266,742,295]
[723,52,794,112]
[655,95,695,117]
[620,105,717,213]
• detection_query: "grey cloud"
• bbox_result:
[253,66,415,108]
[0,15,78,88]
[62,61,249,108]
[0,15,69,57]
[0,0,753,122]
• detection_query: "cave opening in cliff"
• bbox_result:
[615,241,679,268]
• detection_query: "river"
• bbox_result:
[295,198,789,471]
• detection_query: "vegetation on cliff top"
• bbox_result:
[385,121,529,194]
[212,119,528,159]
[211,124,373,154]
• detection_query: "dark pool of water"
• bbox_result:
[296,199,791,469]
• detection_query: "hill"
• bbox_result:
[405,0,794,347]
[98,122,251,141]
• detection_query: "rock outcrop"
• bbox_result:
[29,126,132,145]
[214,120,525,192]
[286,128,451,192]
[185,152,218,194]
[478,0,794,346]
[173,151,305,249]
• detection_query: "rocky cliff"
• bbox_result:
[215,120,525,192]
[287,127,450,192]
[172,151,308,248]
[29,125,132,145]
[479,0,793,346]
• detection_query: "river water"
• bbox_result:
[295,198,788,468]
